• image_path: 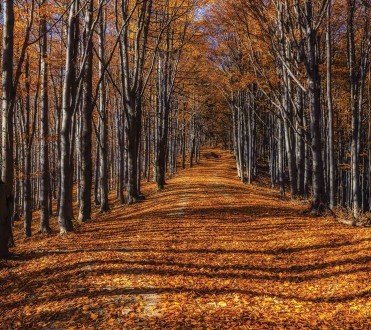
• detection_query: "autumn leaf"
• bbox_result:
[218,301,227,308]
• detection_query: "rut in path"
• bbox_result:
[0,149,370,329]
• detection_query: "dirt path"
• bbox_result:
[1,150,370,329]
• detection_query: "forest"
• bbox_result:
[0,0,370,328]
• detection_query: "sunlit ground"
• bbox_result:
[1,150,370,329]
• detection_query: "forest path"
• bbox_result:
[1,149,370,329]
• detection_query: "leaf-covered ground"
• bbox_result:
[1,150,370,329]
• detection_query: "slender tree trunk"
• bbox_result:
[155,54,170,190]
[278,116,285,196]
[0,0,15,257]
[326,2,335,210]
[295,89,305,197]
[348,1,360,220]
[307,22,327,212]
[58,2,78,233]
[182,118,186,169]
[23,58,32,237]
[79,0,94,223]
[98,11,109,212]
[39,0,51,233]
[126,105,140,204]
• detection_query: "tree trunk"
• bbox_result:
[23,58,32,238]
[58,2,78,233]
[278,116,285,196]
[0,0,15,257]
[126,107,140,204]
[78,0,94,223]
[98,11,109,212]
[295,89,305,197]
[307,21,327,212]
[326,2,335,210]
[39,0,51,233]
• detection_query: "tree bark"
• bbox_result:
[23,57,32,238]
[326,2,335,210]
[98,11,109,212]
[58,1,79,233]
[306,3,327,212]
[78,0,94,223]
[39,0,51,233]
[0,0,15,257]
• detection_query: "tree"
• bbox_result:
[118,0,153,204]
[78,0,94,223]
[39,0,51,233]
[0,0,15,257]
[59,0,79,233]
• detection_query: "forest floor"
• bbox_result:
[0,149,370,329]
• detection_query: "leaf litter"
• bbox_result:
[0,150,370,329]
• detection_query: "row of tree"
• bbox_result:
[0,0,209,258]
[205,0,370,218]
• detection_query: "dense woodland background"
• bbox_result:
[0,0,370,258]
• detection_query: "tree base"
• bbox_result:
[0,250,13,259]
[59,219,74,234]
[39,226,52,234]
[78,217,91,224]
[127,194,146,205]
[309,202,333,217]
[99,204,110,213]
